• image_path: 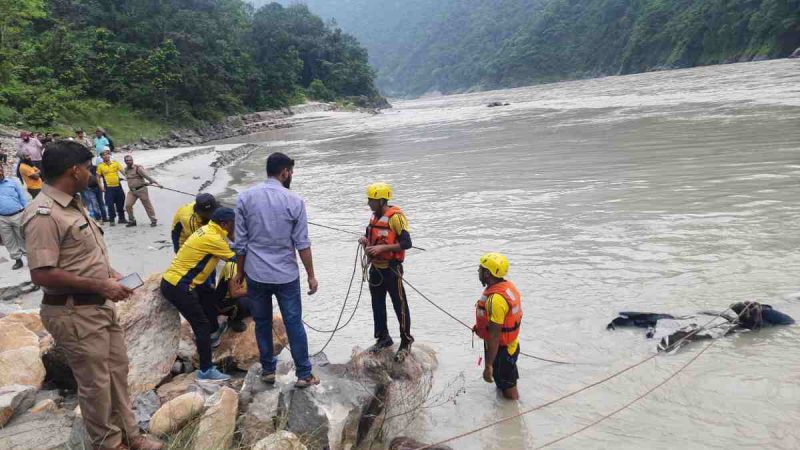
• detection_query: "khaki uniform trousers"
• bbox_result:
[40,301,139,449]
[125,187,156,222]
[0,211,25,260]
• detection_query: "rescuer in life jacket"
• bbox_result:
[358,182,414,362]
[473,253,522,400]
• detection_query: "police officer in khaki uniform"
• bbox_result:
[23,141,163,450]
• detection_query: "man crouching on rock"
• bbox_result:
[22,140,163,450]
[473,253,522,400]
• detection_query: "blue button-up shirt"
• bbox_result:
[0,177,28,215]
[234,179,311,284]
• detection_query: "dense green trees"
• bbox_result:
[0,0,380,128]
[291,0,800,96]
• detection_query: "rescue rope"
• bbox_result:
[413,304,753,450]
[148,183,426,250]
[397,273,576,365]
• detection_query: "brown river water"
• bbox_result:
[105,58,800,449]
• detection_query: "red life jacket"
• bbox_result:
[367,206,406,263]
[474,280,522,346]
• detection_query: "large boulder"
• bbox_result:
[179,316,287,370]
[117,273,181,398]
[149,392,205,437]
[156,372,201,404]
[0,408,78,449]
[253,431,308,450]
[192,386,238,450]
[0,385,36,426]
[0,322,45,388]
[284,388,330,450]
[238,387,281,446]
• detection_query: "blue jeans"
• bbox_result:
[81,190,102,220]
[247,277,312,379]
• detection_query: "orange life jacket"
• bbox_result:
[474,280,522,346]
[367,206,406,263]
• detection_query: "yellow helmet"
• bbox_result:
[366,182,392,200]
[479,252,509,278]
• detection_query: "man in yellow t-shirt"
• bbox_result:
[95,149,127,225]
[359,182,414,361]
[160,207,236,381]
[171,193,218,253]
[18,151,42,198]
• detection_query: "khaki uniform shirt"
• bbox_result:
[123,164,156,190]
[22,184,112,295]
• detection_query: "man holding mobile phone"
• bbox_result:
[22,141,163,450]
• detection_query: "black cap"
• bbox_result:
[194,193,218,213]
[211,207,235,223]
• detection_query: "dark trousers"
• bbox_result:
[104,186,126,222]
[28,188,40,199]
[369,264,413,344]
[160,280,219,371]
[213,280,250,320]
[90,187,107,220]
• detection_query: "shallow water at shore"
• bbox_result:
[210,59,800,449]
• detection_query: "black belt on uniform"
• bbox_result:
[42,293,106,306]
[0,209,24,217]
[131,185,147,192]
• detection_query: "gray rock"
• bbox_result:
[132,390,161,431]
[0,385,36,426]
[284,389,330,450]
[390,437,453,450]
[238,388,281,446]
[239,363,271,412]
[0,409,77,449]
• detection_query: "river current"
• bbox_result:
[216,59,800,449]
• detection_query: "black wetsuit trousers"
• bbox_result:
[369,263,413,344]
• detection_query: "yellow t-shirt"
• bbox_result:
[371,213,410,269]
[486,293,519,355]
[19,163,42,190]
[171,202,204,251]
[163,222,235,289]
[96,161,123,187]
[220,261,247,301]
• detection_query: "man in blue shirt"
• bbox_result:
[234,152,320,389]
[0,164,28,269]
[93,128,110,162]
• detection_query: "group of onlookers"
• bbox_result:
[1,126,160,271]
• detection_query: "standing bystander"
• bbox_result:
[96,149,127,225]
[18,151,43,198]
[234,152,319,388]
[0,165,27,269]
[22,140,163,449]
[123,155,160,227]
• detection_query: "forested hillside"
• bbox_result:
[284,0,800,96]
[0,0,381,133]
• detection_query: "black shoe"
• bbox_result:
[368,336,394,353]
[229,319,247,333]
[125,220,137,227]
[118,219,128,224]
[11,259,23,270]
[394,340,412,362]
[150,220,158,227]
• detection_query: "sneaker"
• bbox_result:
[295,374,320,389]
[150,220,158,227]
[11,259,23,270]
[125,220,137,227]
[394,340,412,362]
[261,372,276,385]
[368,336,394,354]
[197,366,230,381]
[210,321,228,348]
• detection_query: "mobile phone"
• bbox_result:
[119,272,144,290]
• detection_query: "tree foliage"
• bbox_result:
[0,0,380,127]
[290,0,800,96]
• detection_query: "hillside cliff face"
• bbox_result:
[284,0,800,96]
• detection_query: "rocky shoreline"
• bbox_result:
[0,275,445,450]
